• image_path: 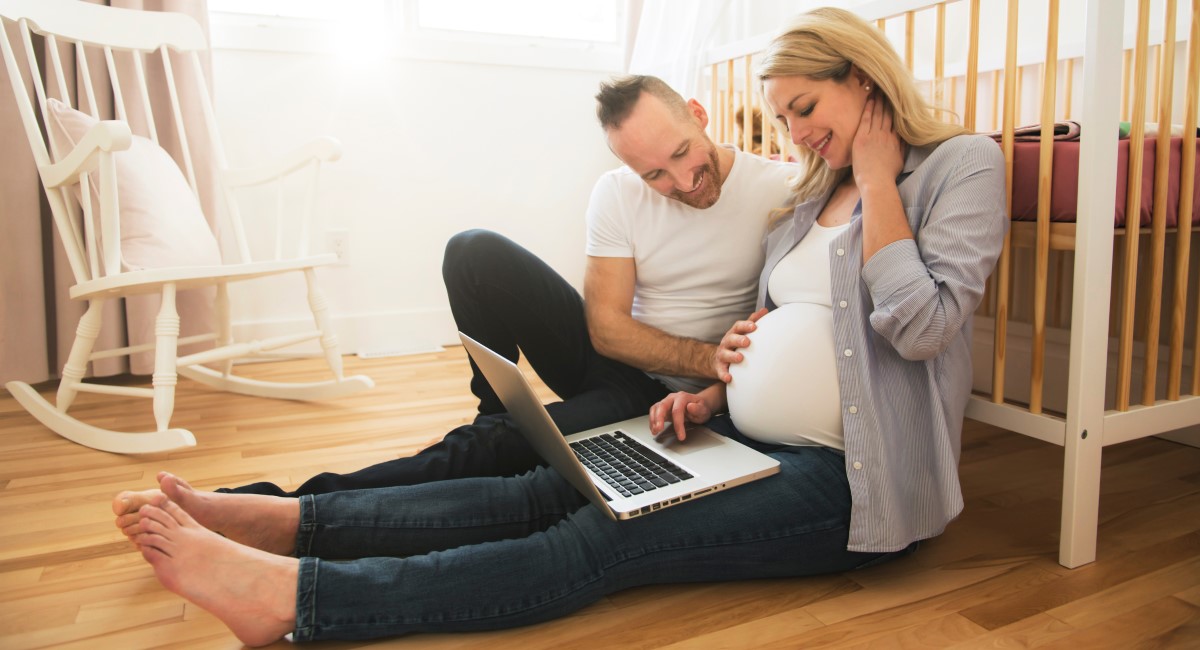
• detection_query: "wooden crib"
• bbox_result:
[705,0,1199,568]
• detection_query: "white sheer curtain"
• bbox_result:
[626,0,731,100]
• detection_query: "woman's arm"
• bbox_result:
[861,136,1008,361]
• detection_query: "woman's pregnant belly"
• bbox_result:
[726,303,845,448]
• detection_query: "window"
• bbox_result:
[415,0,618,43]
[207,0,385,20]
[207,0,625,71]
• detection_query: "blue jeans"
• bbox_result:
[290,425,916,641]
[227,230,669,497]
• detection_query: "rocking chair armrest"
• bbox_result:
[221,136,343,188]
[40,121,132,189]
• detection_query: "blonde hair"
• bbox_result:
[759,7,967,204]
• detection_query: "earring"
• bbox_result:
[865,84,872,92]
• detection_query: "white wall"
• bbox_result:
[211,47,621,354]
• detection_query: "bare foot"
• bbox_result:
[135,495,297,647]
[113,472,298,555]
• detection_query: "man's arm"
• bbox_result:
[583,256,718,380]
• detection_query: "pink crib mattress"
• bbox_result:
[1009,137,1200,227]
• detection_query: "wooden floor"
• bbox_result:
[1,347,1199,649]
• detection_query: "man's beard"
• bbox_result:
[671,146,722,209]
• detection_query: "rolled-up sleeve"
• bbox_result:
[861,139,1007,361]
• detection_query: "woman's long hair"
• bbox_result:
[759,7,968,204]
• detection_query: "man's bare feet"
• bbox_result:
[113,472,298,555]
[135,495,298,647]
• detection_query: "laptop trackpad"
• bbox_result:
[656,426,724,455]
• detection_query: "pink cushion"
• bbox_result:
[44,98,222,271]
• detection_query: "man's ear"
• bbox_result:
[687,98,709,129]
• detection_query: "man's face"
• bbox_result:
[606,94,723,209]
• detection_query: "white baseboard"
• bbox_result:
[231,308,459,359]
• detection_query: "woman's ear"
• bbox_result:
[851,65,872,92]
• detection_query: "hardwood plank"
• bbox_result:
[1037,596,1200,649]
[957,531,1200,630]
[945,612,1077,648]
[1046,556,1200,628]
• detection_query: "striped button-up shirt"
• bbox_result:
[757,134,1007,552]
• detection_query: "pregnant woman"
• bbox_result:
[650,6,1010,553]
[114,8,1007,644]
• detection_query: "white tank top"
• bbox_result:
[725,222,847,449]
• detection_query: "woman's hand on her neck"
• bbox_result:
[851,92,905,192]
[851,92,912,261]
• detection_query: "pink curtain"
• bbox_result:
[0,0,216,384]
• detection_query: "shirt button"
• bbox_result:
[836,248,845,256]
[843,349,853,357]
[848,405,858,414]
[839,300,848,308]
[852,461,863,470]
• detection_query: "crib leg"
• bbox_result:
[1060,425,1103,568]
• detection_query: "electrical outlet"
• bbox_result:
[326,228,350,265]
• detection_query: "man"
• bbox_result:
[225,75,796,497]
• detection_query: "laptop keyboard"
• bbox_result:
[570,431,694,498]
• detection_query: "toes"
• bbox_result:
[112,492,134,516]
[139,503,178,531]
[159,497,199,527]
[112,489,166,516]
[139,541,169,563]
[159,472,194,502]
[115,512,141,532]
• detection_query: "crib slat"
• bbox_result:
[1122,48,1132,122]
[1029,0,1061,415]
[743,56,753,153]
[964,0,981,130]
[992,0,1021,406]
[1144,0,1180,405]
[1151,43,1161,121]
[1064,58,1074,119]
[709,63,718,141]
[992,70,1001,130]
[761,82,773,158]
[1180,3,1200,396]
[725,59,734,144]
[905,11,915,71]
[935,3,946,114]
[1117,0,1154,412]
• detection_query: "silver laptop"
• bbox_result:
[459,332,780,521]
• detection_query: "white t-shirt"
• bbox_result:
[586,145,797,392]
[726,222,847,449]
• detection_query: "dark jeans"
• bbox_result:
[291,432,917,640]
[226,229,671,496]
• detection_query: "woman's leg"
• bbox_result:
[294,447,910,641]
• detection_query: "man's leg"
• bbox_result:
[225,230,667,497]
[444,228,601,414]
[445,228,670,430]
[226,414,539,496]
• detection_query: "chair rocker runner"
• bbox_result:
[1,0,373,454]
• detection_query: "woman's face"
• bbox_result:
[763,71,870,170]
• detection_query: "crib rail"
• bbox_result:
[704,0,1199,418]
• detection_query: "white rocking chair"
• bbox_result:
[1,0,373,454]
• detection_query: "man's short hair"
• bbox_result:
[595,75,690,131]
